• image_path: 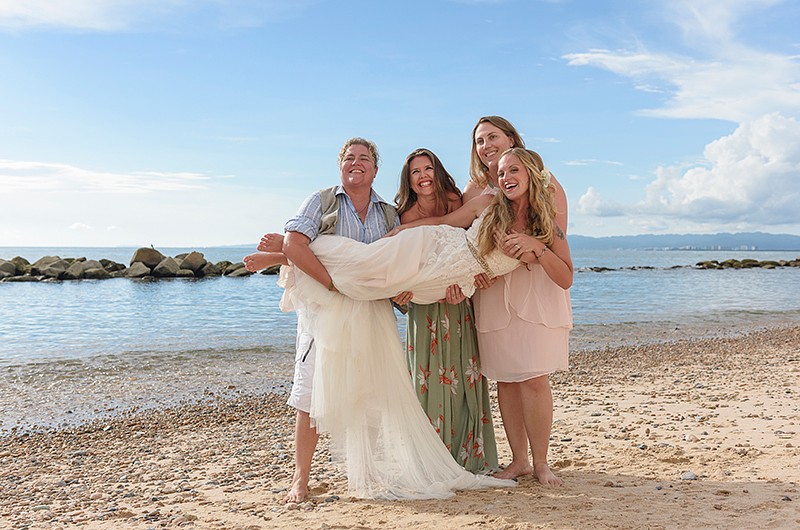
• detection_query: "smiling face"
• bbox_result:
[339,144,377,192]
[408,155,435,198]
[474,122,515,183]
[497,152,531,204]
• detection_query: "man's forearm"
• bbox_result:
[283,232,334,289]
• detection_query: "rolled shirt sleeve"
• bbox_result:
[284,192,323,241]
[284,186,396,243]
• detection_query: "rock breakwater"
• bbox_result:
[694,257,800,269]
[575,256,800,273]
[0,248,280,282]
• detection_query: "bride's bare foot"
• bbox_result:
[258,233,284,253]
[533,462,563,487]
[493,460,533,480]
[284,473,309,503]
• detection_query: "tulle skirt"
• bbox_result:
[279,266,516,499]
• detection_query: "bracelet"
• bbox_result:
[327,280,337,292]
[535,247,548,259]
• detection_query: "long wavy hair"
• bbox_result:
[469,116,525,189]
[476,148,557,256]
[395,148,462,217]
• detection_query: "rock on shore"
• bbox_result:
[0,248,282,282]
[695,257,800,269]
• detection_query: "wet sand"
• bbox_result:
[1,326,799,529]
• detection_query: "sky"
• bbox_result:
[1,0,799,247]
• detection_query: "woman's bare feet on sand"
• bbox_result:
[493,461,533,480]
[533,462,563,487]
[284,473,308,503]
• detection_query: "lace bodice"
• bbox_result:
[465,215,520,280]
[413,215,519,300]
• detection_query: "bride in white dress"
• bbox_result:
[294,210,520,303]
[274,148,565,499]
[277,212,518,499]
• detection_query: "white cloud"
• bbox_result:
[665,0,783,44]
[575,113,800,232]
[564,1,800,235]
[641,113,800,226]
[0,159,211,194]
[0,0,175,31]
[0,0,316,31]
[0,157,304,247]
[565,47,800,122]
[565,159,624,167]
[633,83,664,94]
[577,187,624,217]
[563,1,800,122]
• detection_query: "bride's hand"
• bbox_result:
[501,231,536,259]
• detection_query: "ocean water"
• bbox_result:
[2,245,799,431]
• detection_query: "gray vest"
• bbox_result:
[318,185,398,235]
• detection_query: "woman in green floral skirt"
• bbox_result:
[394,148,498,473]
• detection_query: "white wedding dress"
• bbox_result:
[305,214,520,304]
[279,216,519,499]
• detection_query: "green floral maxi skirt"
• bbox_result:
[405,300,498,473]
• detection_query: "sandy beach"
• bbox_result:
[2,326,798,530]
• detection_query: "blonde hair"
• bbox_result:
[469,116,525,189]
[395,148,462,217]
[338,137,380,168]
[476,148,557,256]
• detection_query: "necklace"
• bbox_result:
[355,200,370,216]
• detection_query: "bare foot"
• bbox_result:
[284,473,309,503]
[493,461,533,480]
[243,252,269,272]
[243,251,285,272]
[533,462,563,487]
[258,233,284,253]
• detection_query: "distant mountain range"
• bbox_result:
[568,232,800,251]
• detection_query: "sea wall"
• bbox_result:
[694,258,800,269]
[2,251,798,282]
[579,257,800,273]
[0,248,280,282]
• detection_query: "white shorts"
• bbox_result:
[287,310,316,413]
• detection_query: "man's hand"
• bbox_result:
[391,291,414,306]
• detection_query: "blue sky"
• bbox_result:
[1,0,799,247]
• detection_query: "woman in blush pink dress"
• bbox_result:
[467,117,571,487]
